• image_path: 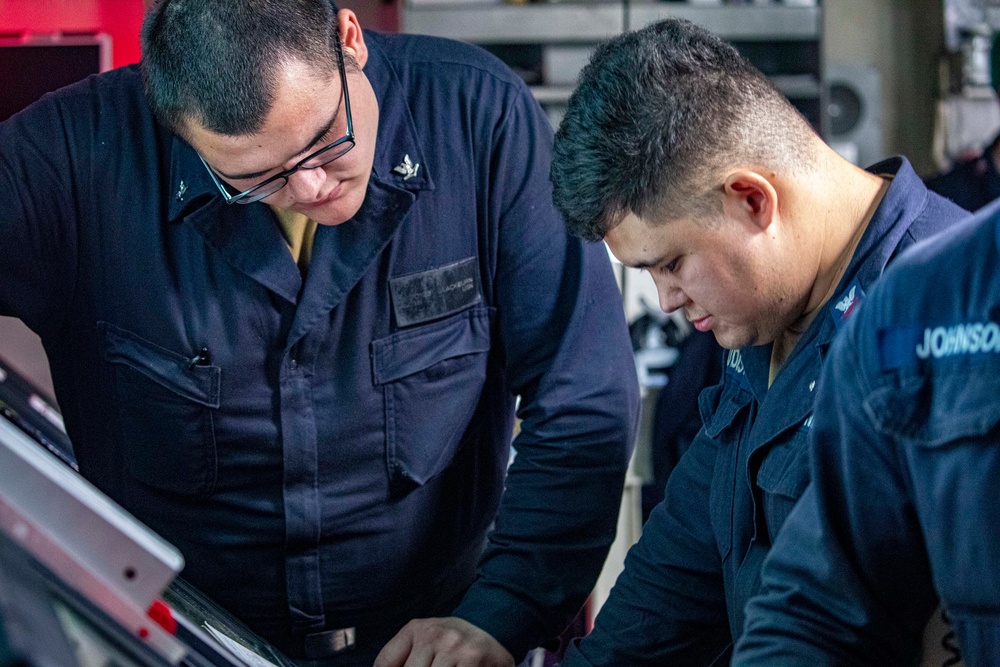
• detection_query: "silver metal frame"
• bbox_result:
[0,418,186,664]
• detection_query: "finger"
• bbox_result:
[374,625,415,667]
[401,642,437,667]
[428,653,457,667]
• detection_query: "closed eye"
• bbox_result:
[317,124,339,144]
[635,256,679,275]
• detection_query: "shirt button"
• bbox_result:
[808,380,816,392]
[289,359,298,371]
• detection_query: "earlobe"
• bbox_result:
[723,171,777,231]
[337,9,369,69]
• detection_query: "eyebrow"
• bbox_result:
[216,96,344,181]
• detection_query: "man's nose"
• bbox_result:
[654,279,687,314]
[285,166,327,200]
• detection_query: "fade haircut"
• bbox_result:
[551,18,819,241]
[141,0,343,136]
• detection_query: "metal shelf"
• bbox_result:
[770,74,821,99]
[627,4,820,40]
[403,2,820,43]
[403,3,624,43]
[403,1,823,130]
[529,85,576,104]
[531,75,820,109]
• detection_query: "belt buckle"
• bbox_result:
[304,627,356,659]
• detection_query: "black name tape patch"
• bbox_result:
[390,257,482,328]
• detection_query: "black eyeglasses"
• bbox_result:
[200,40,355,205]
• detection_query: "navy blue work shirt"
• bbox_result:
[560,158,968,666]
[736,200,1000,667]
[926,135,1000,213]
[0,32,639,662]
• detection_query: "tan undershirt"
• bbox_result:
[767,175,894,386]
[270,207,318,276]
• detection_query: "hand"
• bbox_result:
[374,616,515,667]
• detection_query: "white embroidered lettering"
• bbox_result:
[915,322,1000,359]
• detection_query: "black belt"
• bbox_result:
[288,535,487,662]
[290,581,472,662]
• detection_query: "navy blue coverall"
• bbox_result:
[0,32,639,662]
[735,201,1000,667]
[560,158,968,666]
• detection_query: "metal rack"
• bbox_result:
[403,1,824,131]
[404,2,819,42]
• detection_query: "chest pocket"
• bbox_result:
[370,306,493,495]
[701,380,751,561]
[753,424,811,545]
[99,322,221,497]
[865,359,1000,616]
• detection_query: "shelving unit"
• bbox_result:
[403,2,623,42]
[628,3,819,39]
[404,2,819,42]
[403,1,824,131]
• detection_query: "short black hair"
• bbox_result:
[141,0,343,136]
[551,18,818,241]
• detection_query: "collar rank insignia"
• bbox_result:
[830,278,866,330]
[392,154,420,181]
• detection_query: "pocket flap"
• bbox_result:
[865,360,1000,448]
[370,307,492,386]
[756,436,810,499]
[699,381,750,439]
[99,322,221,408]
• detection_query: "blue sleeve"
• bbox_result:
[734,309,937,665]
[450,80,640,659]
[0,91,82,334]
[561,429,732,666]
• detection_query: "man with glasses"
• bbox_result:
[548,19,967,664]
[0,1,638,666]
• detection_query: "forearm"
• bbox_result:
[452,384,635,658]
[563,433,732,666]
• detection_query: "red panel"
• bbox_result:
[96,0,144,68]
[0,0,145,67]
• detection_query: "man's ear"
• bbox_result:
[338,9,368,69]
[721,170,779,232]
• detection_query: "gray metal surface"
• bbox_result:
[542,45,597,86]
[404,3,819,43]
[0,417,186,663]
[627,4,820,39]
[403,3,624,43]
